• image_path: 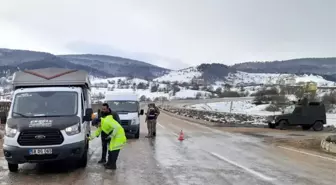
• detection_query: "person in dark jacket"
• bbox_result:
[98,103,120,164]
[145,103,160,138]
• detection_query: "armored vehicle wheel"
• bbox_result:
[312,121,324,131]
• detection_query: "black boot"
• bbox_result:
[153,132,156,137]
[104,163,116,170]
[98,159,106,164]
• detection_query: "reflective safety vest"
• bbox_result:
[92,115,127,151]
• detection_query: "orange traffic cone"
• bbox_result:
[178,130,184,141]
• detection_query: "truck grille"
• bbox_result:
[120,120,130,125]
[18,129,64,146]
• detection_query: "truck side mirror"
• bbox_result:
[83,108,93,122]
[140,109,144,115]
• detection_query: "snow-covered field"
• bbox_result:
[153,67,202,83]
[89,76,211,101]
[226,71,336,86]
[187,100,336,127]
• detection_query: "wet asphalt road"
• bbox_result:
[0,112,335,185]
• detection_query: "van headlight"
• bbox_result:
[5,125,17,138]
[131,118,138,125]
[65,123,81,135]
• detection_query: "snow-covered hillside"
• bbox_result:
[153,67,202,83]
[0,67,335,103]
[153,66,336,86]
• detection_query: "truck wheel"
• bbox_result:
[78,141,88,168]
[301,125,311,130]
[134,129,140,139]
[278,120,288,130]
[312,121,324,131]
[8,163,18,172]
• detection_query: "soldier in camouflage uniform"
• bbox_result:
[145,103,160,138]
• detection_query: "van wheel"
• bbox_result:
[8,163,18,172]
[278,120,288,130]
[312,121,324,131]
[134,129,140,139]
[301,125,311,130]
[78,141,88,168]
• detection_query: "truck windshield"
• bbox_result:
[106,101,138,112]
[12,91,78,117]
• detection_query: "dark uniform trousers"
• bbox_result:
[107,149,120,168]
[147,119,157,136]
[100,132,110,161]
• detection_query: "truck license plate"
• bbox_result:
[29,149,52,155]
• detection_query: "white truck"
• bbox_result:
[103,92,144,139]
[2,68,93,172]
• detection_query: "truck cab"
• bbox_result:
[2,68,93,172]
[103,93,144,139]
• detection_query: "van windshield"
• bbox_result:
[106,101,138,112]
[12,91,78,117]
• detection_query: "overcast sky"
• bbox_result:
[0,0,335,69]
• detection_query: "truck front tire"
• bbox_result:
[134,127,140,139]
[8,163,18,172]
[78,141,89,168]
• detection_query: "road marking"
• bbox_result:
[158,122,180,137]
[209,152,276,181]
[158,123,166,129]
[168,114,223,134]
[278,146,336,162]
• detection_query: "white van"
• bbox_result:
[2,68,93,172]
[103,93,144,139]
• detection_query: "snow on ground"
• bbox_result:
[91,87,209,100]
[153,67,202,83]
[173,90,211,99]
[226,71,336,86]
[90,76,147,84]
[187,100,336,126]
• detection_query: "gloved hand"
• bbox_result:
[88,135,94,141]
[105,135,111,141]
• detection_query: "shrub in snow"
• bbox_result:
[221,91,240,97]
[322,92,336,113]
[146,97,152,102]
[265,104,280,112]
[137,82,147,89]
[139,95,147,102]
[150,85,159,92]
[195,92,202,99]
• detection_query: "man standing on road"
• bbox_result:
[145,103,160,138]
[89,113,126,169]
[98,103,120,164]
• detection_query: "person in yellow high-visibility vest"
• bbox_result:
[89,114,127,169]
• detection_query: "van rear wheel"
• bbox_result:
[8,163,18,172]
[312,121,324,131]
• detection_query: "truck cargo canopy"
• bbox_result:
[12,68,91,90]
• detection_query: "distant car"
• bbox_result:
[266,101,326,131]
